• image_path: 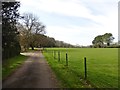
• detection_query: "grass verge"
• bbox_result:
[2,54,28,80]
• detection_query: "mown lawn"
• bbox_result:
[2,54,28,80]
[43,48,118,88]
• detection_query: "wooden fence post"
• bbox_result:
[58,51,60,62]
[54,50,56,59]
[84,57,87,80]
[66,53,68,66]
[52,51,54,58]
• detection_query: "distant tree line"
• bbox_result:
[55,40,74,48]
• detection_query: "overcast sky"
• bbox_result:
[17,0,119,46]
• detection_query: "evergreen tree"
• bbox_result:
[2,2,21,60]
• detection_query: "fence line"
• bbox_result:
[45,50,88,80]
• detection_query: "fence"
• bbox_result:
[44,50,88,80]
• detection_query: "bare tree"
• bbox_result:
[22,13,45,34]
[34,22,46,34]
[19,13,46,50]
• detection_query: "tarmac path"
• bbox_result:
[2,51,59,88]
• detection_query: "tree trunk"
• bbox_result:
[31,46,34,50]
[107,43,110,46]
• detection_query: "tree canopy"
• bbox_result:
[103,33,114,46]
[92,33,115,48]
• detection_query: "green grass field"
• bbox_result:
[43,48,118,88]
